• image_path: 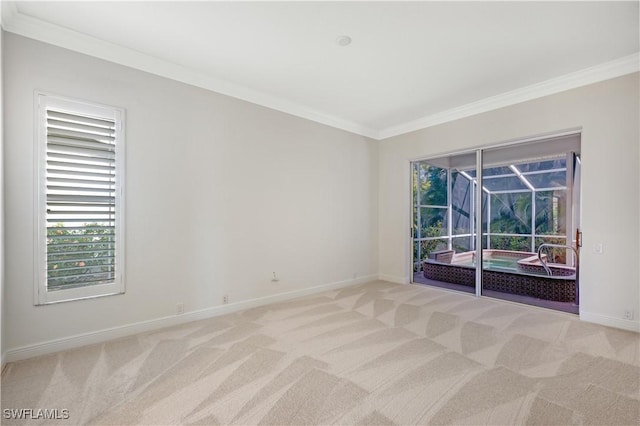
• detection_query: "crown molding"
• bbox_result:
[379,52,640,140]
[2,2,638,141]
[0,0,17,26]
[1,2,378,139]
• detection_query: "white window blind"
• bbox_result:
[37,94,125,304]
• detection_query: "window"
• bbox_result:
[36,93,125,304]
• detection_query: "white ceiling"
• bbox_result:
[3,1,639,139]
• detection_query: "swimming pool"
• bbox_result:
[455,256,520,272]
[449,249,576,276]
[423,249,577,302]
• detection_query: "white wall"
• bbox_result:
[3,33,378,354]
[378,72,640,331]
[0,27,5,366]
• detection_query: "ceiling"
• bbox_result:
[2,1,639,139]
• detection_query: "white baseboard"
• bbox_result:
[4,275,378,363]
[580,310,640,333]
[378,274,409,284]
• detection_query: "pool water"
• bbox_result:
[458,256,520,272]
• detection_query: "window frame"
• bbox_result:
[34,92,126,305]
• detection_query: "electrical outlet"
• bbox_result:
[624,309,634,320]
[271,272,279,282]
[177,303,184,315]
[223,294,229,304]
[594,243,604,254]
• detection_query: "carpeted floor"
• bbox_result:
[2,280,639,425]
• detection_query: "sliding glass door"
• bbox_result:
[411,134,581,313]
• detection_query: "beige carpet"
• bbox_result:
[2,281,639,425]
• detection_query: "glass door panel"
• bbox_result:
[412,153,477,294]
[480,142,579,314]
